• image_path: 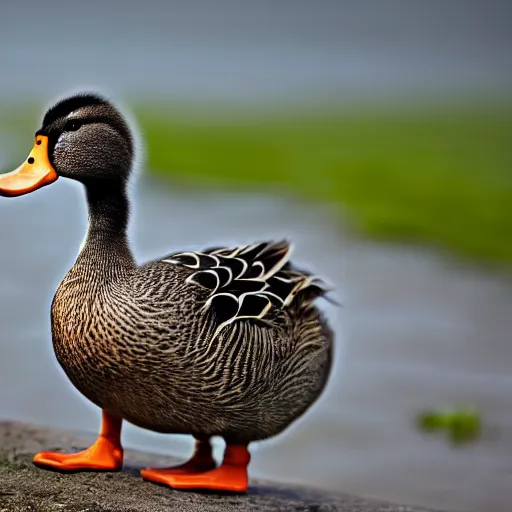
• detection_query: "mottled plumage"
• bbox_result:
[52,234,333,442]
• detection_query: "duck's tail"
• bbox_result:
[277,265,339,309]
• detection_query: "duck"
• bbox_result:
[0,93,334,493]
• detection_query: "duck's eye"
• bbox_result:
[63,119,82,132]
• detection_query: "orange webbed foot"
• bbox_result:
[141,458,216,477]
[33,436,123,472]
[141,437,216,478]
[143,464,248,493]
[33,410,123,472]
[142,444,250,493]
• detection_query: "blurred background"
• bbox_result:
[0,1,511,511]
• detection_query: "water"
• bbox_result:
[1,1,511,102]
[0,172,511,512]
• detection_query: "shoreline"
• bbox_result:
[0,420,443,512]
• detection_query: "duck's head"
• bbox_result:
[0,93,134,197]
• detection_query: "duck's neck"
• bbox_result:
[76,182,135,274]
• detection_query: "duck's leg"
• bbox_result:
[141,443,250,493]
[140,436,216,481]
[33,410,123,472]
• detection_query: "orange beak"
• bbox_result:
[0,136,58,197]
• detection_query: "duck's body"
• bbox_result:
[53,235,332,443]
[0,93,334,492]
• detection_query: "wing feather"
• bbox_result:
[164,240,331,339]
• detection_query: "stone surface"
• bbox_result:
[0,421,443,512]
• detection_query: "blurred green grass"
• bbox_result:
[137,101,512,263]
[3,100,512,263]
[418,406,481,445]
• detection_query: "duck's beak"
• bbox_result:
[0,136,58,197]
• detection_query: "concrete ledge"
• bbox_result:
[0,421,443,512]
